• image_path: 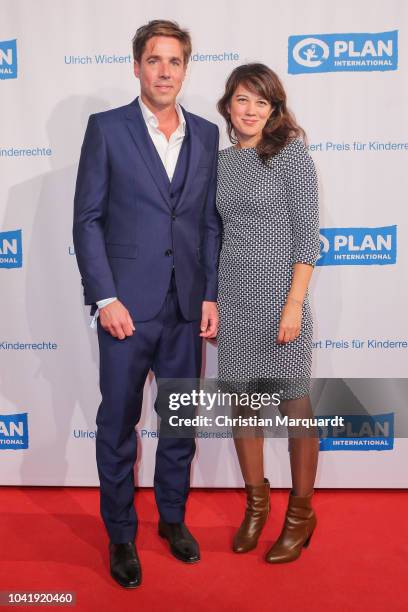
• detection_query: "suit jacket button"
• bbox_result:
[165,249,173,256]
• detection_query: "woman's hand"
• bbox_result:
[277,298,302,344]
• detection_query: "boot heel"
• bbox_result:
[303,530,314,548]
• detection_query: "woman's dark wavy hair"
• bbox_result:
[217,63,306,162]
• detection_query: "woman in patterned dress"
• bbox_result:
[216,64,320,563]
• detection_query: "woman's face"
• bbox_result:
[228,83,273,145]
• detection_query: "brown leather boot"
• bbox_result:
[233,478,270,553]
[265,490,316,563]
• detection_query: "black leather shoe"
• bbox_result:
[158,520,200,563]
[109,541,142,588]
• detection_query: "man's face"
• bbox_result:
[134,36,187,109]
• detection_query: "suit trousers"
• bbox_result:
[95,274,202,543]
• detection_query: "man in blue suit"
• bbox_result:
[73,20,221,588]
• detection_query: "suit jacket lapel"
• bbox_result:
[124,98,172,210]
[175,106,203,211]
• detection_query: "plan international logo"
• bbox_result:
[0,414,29,449]
[0,39,17,79]
[0,230,23,268]
[317,225,396,266]
[319,413,394,451]
[288,30,398,74]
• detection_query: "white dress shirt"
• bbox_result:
[91,97,186,327]
[138,95,186,182]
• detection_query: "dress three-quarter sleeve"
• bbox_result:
[281,138,320,266]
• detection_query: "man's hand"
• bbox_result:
[99,300,135,340]
[200,301,219,339]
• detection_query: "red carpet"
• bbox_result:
[0,487,407,611]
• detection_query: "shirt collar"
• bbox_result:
[138,96,186,135]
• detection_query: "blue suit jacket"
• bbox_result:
[73,97,221,321]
